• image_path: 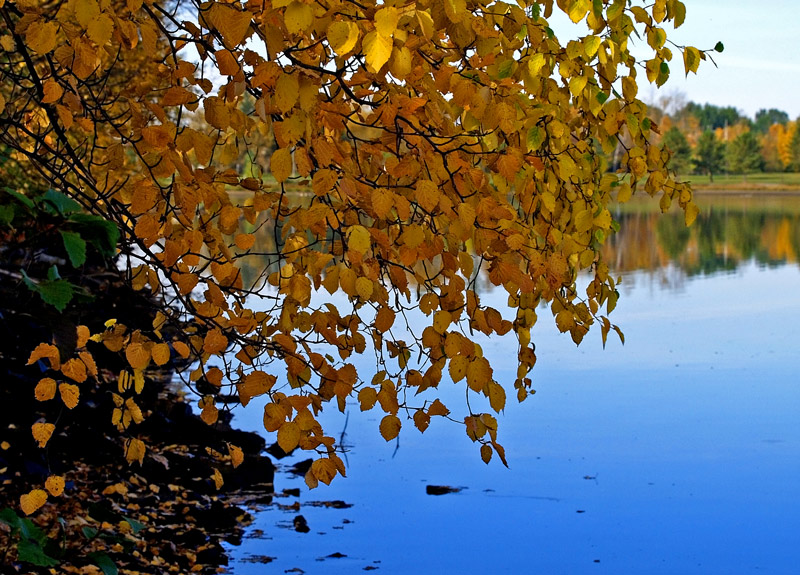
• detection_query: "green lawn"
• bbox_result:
[683,172,800,191]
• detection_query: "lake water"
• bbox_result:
[228,193,800,574]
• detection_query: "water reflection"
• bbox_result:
[607,193,800,288]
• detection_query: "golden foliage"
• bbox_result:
[2,0,711,495]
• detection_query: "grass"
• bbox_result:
[682,172,800,191]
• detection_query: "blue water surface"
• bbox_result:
[228,210,800,574]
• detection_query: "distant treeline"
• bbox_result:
[651,102,800,180]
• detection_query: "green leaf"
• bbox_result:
[2,187,35,209]
[60,231,87,267]
[88,551,119,575]
[42,189,80,215]
[0,204,15,225]
[595,91,609,104]
[82,526,99,539]
[69,214,119,258]
[124,517,146,534]
[21,269,75,312]
[526,126,545,152]
[0,508,21,531]
[17,539,59,567]
[497,59,513,79]
[714,41,724,53]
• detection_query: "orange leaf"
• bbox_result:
[61,358,87,383]
[45,475,65,497]
[277,421,301,453]
[203,329,228,355]
[125,342,151,370]
[34,378,57,401]
[27,343,61,370]
[173,341,191,358]
[379,414,401,441]
[228,444,244,468]
[32,422,55,448]
[211,468,224,489]
[59,383,80,409]
[20,489,48,515]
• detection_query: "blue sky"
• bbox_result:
[552,1,800,120]
[662,0,800,120]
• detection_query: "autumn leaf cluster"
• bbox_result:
[0,0,713,507]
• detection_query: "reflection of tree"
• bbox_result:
[655,213,690,259]
[605,200,800,281]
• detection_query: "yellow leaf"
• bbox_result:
[26,20,59,54]
[355,276,373,300]
[415,180,439,212]
[569,75,588,97]
[125,438,146,465]
[74,0,100,27]
[20,489,48,515]
[347,225,371,255]
[35,378,57,401]
[125,342,151,370]
[487,381,506,413]
[277,421,301,453]
[87,13,113,46]
[327,21,359,56]
[311,458,338,485]
[41,79,63,104]
[374,7,399,37]
[443,0,466,23]
[59,383,80,409]
[32,422,55,448]
[270,148,293,183]
[151,342,171,366]
[466,357,492,393]
[448,355,468,383]
[379,414,401,441]
[235,233,256,250]
[685,201,700,226]
[275,72,299,113]
[480,443,492,464]
[212,468,224,489]
[206,4,252,49]
[228,444,244,468]
[284,1,314,35]
[362,30,393,73]
[400,225,424,248]
[45,475,65,497]
[568,0,591,23]
[432,310,452,334]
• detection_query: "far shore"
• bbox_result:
[683,173,800,193]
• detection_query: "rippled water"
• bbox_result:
[228,194,800,574]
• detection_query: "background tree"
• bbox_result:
[693,131,727,181]
[752,108,789,134]
[661,126,692,175]
[727,132,764,175]
[0,0,716,512]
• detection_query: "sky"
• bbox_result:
[554,0,800,120]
